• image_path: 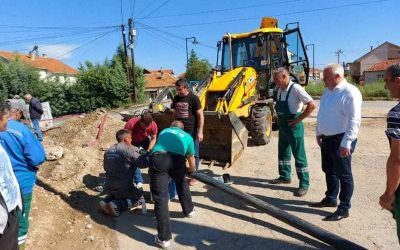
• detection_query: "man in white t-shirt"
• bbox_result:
[270,67,316,197]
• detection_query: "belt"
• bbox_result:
[152,151,168,155]
[320,133,345,139]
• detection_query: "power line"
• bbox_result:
[136,21,216,50]
[141,0,303,20]
[120,0,124,24]
[138,0,171,21]
[130,0,136,18]
[0,27,117,46]
[148,0,390,29]
[137,1,158,19]
[140,25,210,59]
[0,24,119,31]
[141,28,185,52]
[73,29,118,61]
[55,27,119,59]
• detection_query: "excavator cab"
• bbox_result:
[196,17,309,166]
[216,20,309,97]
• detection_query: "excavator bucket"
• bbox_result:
[201,111,248,167]
[150,111,248,167]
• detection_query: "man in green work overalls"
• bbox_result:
[270,67,316,197]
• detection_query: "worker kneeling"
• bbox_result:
[150,120,196,249]
[99,129,147,216]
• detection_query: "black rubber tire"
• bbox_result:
[250,105,272,145]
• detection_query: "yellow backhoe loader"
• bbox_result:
[150,17,310,167]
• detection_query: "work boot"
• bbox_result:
[98,200,110,215]
[270,178,291,184]
[294,187,308,197]
[107,201,120,217]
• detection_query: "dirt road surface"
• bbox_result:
[27,102,398,249]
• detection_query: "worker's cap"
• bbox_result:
[7,100,25,111]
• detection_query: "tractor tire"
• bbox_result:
[250,104,272,145]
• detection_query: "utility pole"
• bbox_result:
[128,18,137,102]
[185,37,198,69]
[306,44,315,79]
[335,49,343,64]
[120,24,131,101]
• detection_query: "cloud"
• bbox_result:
[32,44,79,59]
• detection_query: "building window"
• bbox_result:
[149,91,158,101]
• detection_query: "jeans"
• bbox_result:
[169,179,177,199]
[321,135,357,212]
[133,139,150,184]
[31,119,42,141]
[194,138,200,172]
[0,209,18,250]
[105,184,143,213]
[134,168,144,184]
[188,130,200,172]
[150,152,194,241]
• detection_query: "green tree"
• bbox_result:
[75,59,129,110]
[0,58,41,99]
[185,49,211,82]
[0,45,147,116]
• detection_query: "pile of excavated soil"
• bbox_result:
[27,110,126,250]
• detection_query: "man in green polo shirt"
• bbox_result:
[150,120,195,249]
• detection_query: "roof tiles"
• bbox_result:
[0,50,78,75]
[366,58,400,72]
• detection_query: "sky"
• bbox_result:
[0,0,399,75]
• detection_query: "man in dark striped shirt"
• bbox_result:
[381,64,400,243]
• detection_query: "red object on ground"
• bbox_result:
[84,114,108,147]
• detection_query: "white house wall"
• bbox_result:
[364,71,384,84]
[360,44,389,76]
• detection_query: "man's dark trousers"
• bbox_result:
[0,209,19,250]
[149,152,194,241]
[321,134,357,212]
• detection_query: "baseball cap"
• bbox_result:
[7,99,25,111]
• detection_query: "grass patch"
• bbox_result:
[358,81,388,98]
[305,80,389,98]
[305,80,325,96]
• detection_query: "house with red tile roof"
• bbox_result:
[364,58,400,84]
[143,68,178,101]
[309,68,323,80]
[0,49,78,84]
[348,42,400,83]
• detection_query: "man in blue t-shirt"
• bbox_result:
[381,64,400,242]
[150,120,195,249]
[0,100,45,248]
